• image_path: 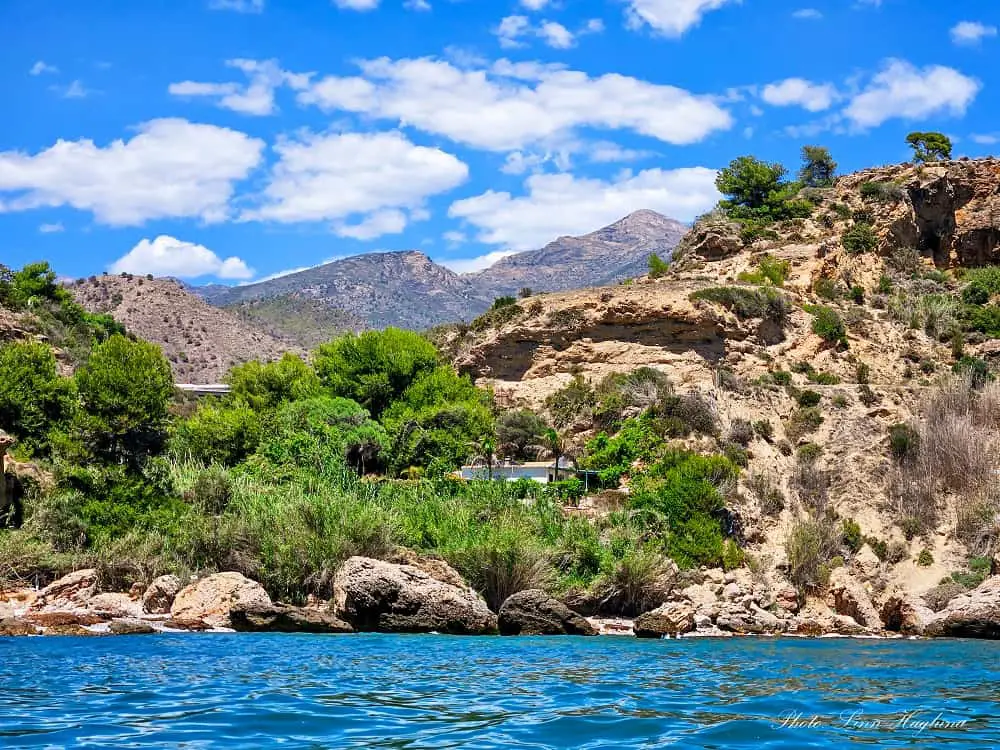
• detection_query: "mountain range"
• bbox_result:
[196,210,687,331]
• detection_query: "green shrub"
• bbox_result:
[842,518,863,553]
[690,286,791,324]
[806,305,847,346]
[797,389,822,407]
[796,442,822,463]
[859,181,904,202]
[0,341,75,454]
[770,370,792,386]
[813,277,839,300]
[866,537,889,561]
[952,356,992,388]
[924,582,966,612]
[184,467,233,515]
[786,516,842,593]
[888,423,919,463]
[544,374,596,428]
[917,548,934,567]
[752,419,774,442]
[785,407,823,442]
[647,253,669,279]
[850,286,865,305]
[722,539,745,571]
[737,254,791,287]
[807,370,840,385]
[842,223,879,255]
[226,354,322,412]
[171,404,262,466]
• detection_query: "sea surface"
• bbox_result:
[1,634,998,748]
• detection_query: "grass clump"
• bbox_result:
[691,286,791,325]
[737,254,790,287]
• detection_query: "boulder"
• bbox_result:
[881,593,934,635]
[162,618,211,631]
[0,617,39,636]
[45,624,99,636]
[924,576,1000,639]
[87,593,144,619]
[25,611,105,627]
[716,602,786,634]
[28,569,97,612]
[108,619,156,635]
[850,545,882,582]
[633,603,695,638]
[386,549,468,589]
[497,590,596,636]
[680,583,719,616]
[332,556,497,635]
[774,585,800,614]
[142,575,182,615]
[827,568,882,630]
[230,604,354,634]
[170,572,272,628]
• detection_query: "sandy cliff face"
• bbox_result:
[447,159,1000,602]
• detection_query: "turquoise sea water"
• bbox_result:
[1,634,998,748]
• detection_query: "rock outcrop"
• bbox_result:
[633,603,695,638]
[230,604,354,634]
[28,569,98,613]
[497,590,596,636]
[332,556,497,635]
[108,619,156,635]
[87,593,144,620]
[170,572,272,629]
[826,568,883,630]
[924,577,1000,639]
[0,617,39,636]
[142,575,182,615]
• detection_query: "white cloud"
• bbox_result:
[762,77,837,112]
[334,0,380,9]
[335,208,408,239]
[971,133,999,145]
[39,222,64,233]
[0,118,264,226]
[844,59,980,129]
[404,0,431,9]
[496,16,604,49]
[169,59,305,116]
[245,130,468,236]
[297,56,732,151]
[62,80,90,99]
[624,0,737,37]
[791,8,822,19]
[951,21,998,47]
[496,15,532,48]
[209,0,264,11]
[441,250,518,273]
[443,230,467,245]
[449,167,717,251]
[520,0,550,9]
[587,142,655,163]
[110,235,254,280]
[539,21,575,49]
[29,60,58,76]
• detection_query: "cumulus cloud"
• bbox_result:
[29,60,58,75]
[495,16,601,49]
[0,118,264,226]
[762,77,837,112]
[208,0,264,11]
[244,130,468,237]
[520,0,550,9]
[441,250,518,274]
[110,235,254,279]
[169,59,307,116]
[951,21,998,47]
[334,0,380,9]
[449,167,717,251]
[297,56,732,151]
[844,59,980,129]
[624,0,737,37]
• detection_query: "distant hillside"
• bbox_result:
[194,210,688,330]
[471,210,688,296]
[226,295,365,349]
[69,275,296,383]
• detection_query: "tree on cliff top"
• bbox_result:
[907,132,952,163]
[799,146,837,187]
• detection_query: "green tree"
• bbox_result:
[647,253,669,279]
[3,262,73,309]
[716,156,787,213]
[226,353,322,412]
[382,366,493,474]
[496,409,547,460]
[799,146,837,188]
[73,334,174,466]
[907,132,952,163]
[541,427,568,477]
[171,403,262,466]
[313,328,438,418]
[0,341,75,453]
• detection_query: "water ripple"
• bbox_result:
[0,634,998,748]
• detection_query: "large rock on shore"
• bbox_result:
[881,593,934,635]
[87,593,144,619]
[827,568,882,630]
[28,569,97,612]
[332,556,497,635]
[498,590,596,636]
[0,617,39,636]
[634,603,695,638]
[924,576,1000,639]
[230,604,354,633]
[108,619,156,635]
[143,575,182,615]
[170,572,272,628]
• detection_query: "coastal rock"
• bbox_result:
[25,611,105,628]
[87,593,144,619]
[108,619,156,635]
[680,583,719,616]
[633,603,695,638]
[827,568,882,630]
[230,604,354,634]
[44,624,98,636]
[28,569,97,612]
[850,545,882,582]
[881,593,934,635]
[497,590,596,636]
[142,575,182,615]
[170,572,272,629]
[774,585,800,614]
[716,602,785,634]
[924,576,1000,639]
[386,549,468,589]
[332,556,497,635]
[0,617,39,636]
[162,618,211,631]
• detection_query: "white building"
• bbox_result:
[456,460,575,484]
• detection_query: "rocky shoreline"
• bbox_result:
[3,555,998,640]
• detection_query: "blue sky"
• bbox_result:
[1,0,997,284]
